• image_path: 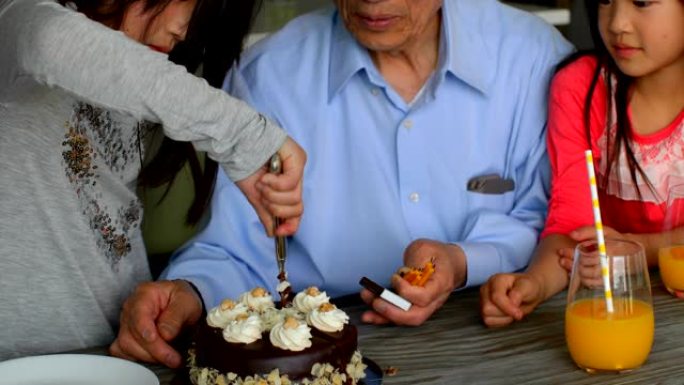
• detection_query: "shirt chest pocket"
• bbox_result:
[465,190,516,213]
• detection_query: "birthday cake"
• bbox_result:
[188,286,366,385]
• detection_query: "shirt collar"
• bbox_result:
[441,0,496,95]
[328,12,378,102]
[328,0,497,100]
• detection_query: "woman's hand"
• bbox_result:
[236,137,306,237]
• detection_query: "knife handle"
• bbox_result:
[268,153,283,233]
[269,154,286,269]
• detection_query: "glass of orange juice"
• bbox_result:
[565,238,654,373]
[659,184,684,297]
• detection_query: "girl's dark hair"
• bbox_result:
[61,0,263,225]
[557,0,655,199]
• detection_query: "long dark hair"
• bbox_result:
[60,0,263,225]
[562,0,655,199]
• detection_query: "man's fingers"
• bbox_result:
[392,274,435,307]
[118,310,181,367]
[120,288,163,345]
[111,281,197,368]
[361,310,391,325]
[359,288,375,305]
[109,339,139,362]
[156,280,204,341]
[110,331,158,364]
[373,292,447,327]
[156,297,199,342]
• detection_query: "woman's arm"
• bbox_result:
[0,0,285,181]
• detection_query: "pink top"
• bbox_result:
[542,56,684,237]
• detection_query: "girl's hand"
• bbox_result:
[479,273,545,328]
[559,225,624,273]
[236,137,306,237]
[568,225,622,243]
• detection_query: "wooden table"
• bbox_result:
[104,273,684,384]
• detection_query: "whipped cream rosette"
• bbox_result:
[270,316,312,351]
[206,299,248,329]
[238,287,275,312]
[307,302,349,333]
[222,313,263,344]
[293,286,330,313]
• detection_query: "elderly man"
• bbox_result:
[112,0,573,367]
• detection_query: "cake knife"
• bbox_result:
[269,153,287,279]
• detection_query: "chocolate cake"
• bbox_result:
[188,287,366,385]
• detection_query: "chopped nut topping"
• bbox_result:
[235,313,249,322]
[251,287,267,297]
[284,316,299,329]
[220,299,236,310]
[305,286,320,296]
[318,303,335,312]
[384,366,399,376]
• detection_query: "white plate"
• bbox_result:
[0,354,159,385]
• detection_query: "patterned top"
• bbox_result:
[543,55,684,237]
[0,0,286,360]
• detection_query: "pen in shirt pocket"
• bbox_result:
[467,174,514,194]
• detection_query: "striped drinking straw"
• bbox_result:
[584,150,614,313]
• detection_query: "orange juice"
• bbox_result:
[659,246,684,294]
[565,298,654,372]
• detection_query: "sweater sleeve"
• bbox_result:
[0,0,286,181]
[542,56,608,237]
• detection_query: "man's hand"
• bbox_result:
[110,280,203,368]
[479,273,545,328]
[360,239,465,326]
[237,137,306,237]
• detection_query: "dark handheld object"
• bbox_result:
[359,277,412,311]
[467,174,514,194]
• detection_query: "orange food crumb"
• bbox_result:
[399,259,435,287]
[384,366,399,376]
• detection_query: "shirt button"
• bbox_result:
[409,192,420,203]
[403,119,413,129]
[371,88,380,96]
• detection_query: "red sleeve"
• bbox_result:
[542,55,609,237]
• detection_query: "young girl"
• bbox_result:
[480,0,684,327]
[0,0,305,360]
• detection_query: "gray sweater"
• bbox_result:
[0,0,286,359]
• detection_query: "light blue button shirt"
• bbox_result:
[163,0,574,308]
